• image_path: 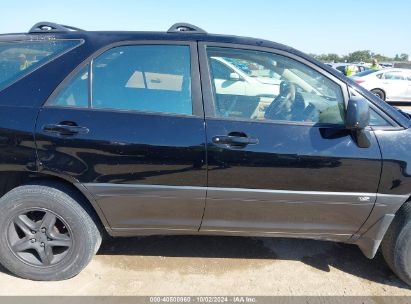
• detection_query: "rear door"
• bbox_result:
[35,41,207,233]
[199,43,382,240]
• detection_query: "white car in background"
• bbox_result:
[210,56,281,97]
[351,68,411,102]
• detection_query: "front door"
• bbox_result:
[382,70,409,101]
[35,42,207,233]
[199,44,382,240]
[406,72,411,101]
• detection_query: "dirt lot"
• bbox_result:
[0,235,410,296]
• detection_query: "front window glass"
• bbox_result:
[349,89,391,127]
[207,47,345,124]
[0,40,82,91]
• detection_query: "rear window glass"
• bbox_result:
[0,40,82,91]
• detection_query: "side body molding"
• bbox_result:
[84,183,206,231]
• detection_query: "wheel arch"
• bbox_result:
[0,171,111,235]
[353,194,411,259]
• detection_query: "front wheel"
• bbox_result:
[381,202,411,286]
[371,89,386,101]
[0,184,101,281]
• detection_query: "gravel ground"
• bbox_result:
[0,235,410,296]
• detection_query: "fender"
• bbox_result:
[350,194,409,258]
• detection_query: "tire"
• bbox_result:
[0,184,102,281]
[371,89,386,101]
[381,202,411,286]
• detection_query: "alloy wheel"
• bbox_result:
[7,209,73,267]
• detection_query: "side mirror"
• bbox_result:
[229,72,241,81]
[345,97,371,148]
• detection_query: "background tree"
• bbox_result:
[346,50,372,63]
[400,53,409,61]
[311,50,410,63]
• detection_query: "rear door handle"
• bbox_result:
[212,135,259,146]
[42,123,89,136]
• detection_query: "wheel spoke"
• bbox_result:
[48,238,71,248]
[49,233,71,248]
[40,212,56,231]
[12,238,33,252]
[14,215,37,235]
[37,246,54,266]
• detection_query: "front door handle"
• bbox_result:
[212,135,259,146]
[43,123,89,136]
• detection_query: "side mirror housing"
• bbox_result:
[229,72,241,81]
[345,97,371,148]
[345,97,370,129]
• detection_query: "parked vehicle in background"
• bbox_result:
[327,63,369,76]
[380,62,393,69]
[393,62,411,70]
[2,22,411,288]
[351,68,411,102]
[210,56,281,97]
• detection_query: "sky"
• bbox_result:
[1,0,410,58]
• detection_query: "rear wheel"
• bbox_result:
[381,202,411,286]
[0,184,101,281]
[371,89,386,101]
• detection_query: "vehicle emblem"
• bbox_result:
[359,196,371,202]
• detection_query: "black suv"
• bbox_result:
[0,22,411,284]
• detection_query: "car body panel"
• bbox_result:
[0,29,410,260]
[35,108,207,231]
[0,107,38,186]
[200,118,382,237]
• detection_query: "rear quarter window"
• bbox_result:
[0,40,82,92]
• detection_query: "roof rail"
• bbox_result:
[29,22,85,34]
[167,23,207,34]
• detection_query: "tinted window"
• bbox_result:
[384,71,405,80]
[207,47,345,125]
[0,40,81,92]
[92,45,192,115]
[210,58,236,80]
[50,65,89,108]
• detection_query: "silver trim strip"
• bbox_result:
[85,183,381,198]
